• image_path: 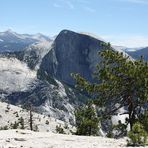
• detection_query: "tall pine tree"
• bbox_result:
[73,43,148,130]
[75,102,99,136]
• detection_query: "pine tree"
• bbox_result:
[56,125,65,134]
[139,110,148,133]
[11,121,19,129]
[75,102,99,136]
[29,104,33,131]
[127,122,147,146]
[22,102,34,131]
[73,43,148,130]
[19,117,25,129]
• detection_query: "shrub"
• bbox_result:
[56,125,65,134]
[16,113,19,117]
[7,104,10,110]
[139,110,148,133]
[127,122,147,146]
[0,125,8,130]
[45,120,49,125]
[75,103,99,136]
[106,129,113,138]
[18,117,25,129]
[34,125,39,132]
[5,110,9,113]
[64,124,69,129]
[11,121,19,129]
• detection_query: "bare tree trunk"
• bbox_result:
[88,125,92,136]
[29,104,33,131]
[127,96,135,130]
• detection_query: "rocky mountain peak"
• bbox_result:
[39,29,104,85]
[4,29,17,34]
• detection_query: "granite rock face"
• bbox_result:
[5,79,80,124]
[39,30,104,85]
[0,29,131,124]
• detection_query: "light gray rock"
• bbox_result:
[39,30,104,85]
[0,29,132,124]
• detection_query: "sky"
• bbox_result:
[0,0,148,47]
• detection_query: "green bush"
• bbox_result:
[56,125,65,134]
[18,117,25,129]
[34,125,39,132]
[106,129,113,138]
[11,121,19,129]
[127,122,147,146]
[0,125,8,130]
[45,120,49,125]
[139,110,148,133]
[75,103,99,136]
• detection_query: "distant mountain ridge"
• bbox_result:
[127,47,148,61]
[0,29,52,52]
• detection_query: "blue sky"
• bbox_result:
[0,0,148,47]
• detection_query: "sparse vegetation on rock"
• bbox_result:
[56,125,65,134]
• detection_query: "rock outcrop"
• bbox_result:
[39,30,104,85]
[0,29,131,123]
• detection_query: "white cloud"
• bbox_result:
[66,1,74,9]
[118,0,148,4]
[84,6,95,13]
[101,35,148,47]
[75,0,90,4]
[53,3,62,8]
[55,0,74,9]
[53,0,95,11]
